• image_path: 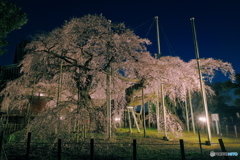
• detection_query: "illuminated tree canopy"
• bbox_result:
[0,14,235,141]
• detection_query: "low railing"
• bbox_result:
[2,132,239,160]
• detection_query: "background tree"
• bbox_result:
[222,73,240,106]
[207,73,240,123]
[0,0,27,55]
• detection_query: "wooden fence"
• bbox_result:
[1,124,23,136]
[1,132,239,160]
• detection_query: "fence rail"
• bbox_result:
[1,124,23,136]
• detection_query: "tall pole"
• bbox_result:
[190,17,211,144]
[155,16,161,135]
[155,16,161,59]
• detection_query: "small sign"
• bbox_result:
[211,114,219,121]
[236,112,240,118]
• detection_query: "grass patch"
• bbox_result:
[4,127,240,160]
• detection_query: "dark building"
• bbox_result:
[0,40,47,126]
[14,39,29,64]
[0,39,28,83]
[0,64,22,81]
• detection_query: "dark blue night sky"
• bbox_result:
[3,0,240,82]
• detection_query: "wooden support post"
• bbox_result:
[147,101,151,128]
[234,125,238,138]
[0,131,3,160]
[90,139,94,160]
[156,90,160,134]
[185,100,190,132]
[133,139,137,160]
[188,89,196,134]
[218,139,229,160]
[198,129,202,155]
[226,125,228,136]
[26,132,31,160]
[180,139,186,160]
[58,139,61,160]
[127,108,132,133]
[142,87,146,138]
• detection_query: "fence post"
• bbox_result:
[90,139,94,160]
[179,139,186,160]
[133,139,136,160]
[26,132,31,160]
[218,139,229,160]
[234,125,238,138]
[197,129,203,155]
[58,139,61,160]
[0,131,3,160]
[226,125,228,136]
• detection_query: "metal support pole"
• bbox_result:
[155,16,161,59]
[190,17,211,144]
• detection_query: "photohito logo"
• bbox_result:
[210,151,238,157]
[210,151,215,157]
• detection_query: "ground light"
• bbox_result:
[199,117,206,122]
[114,117,121,127]
[114,117,121,121]
[198,117,211,145]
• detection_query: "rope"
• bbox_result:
[160,24,177,57]
[133,18,154,32]
[132,17,177,57]
[145,19,155,38]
